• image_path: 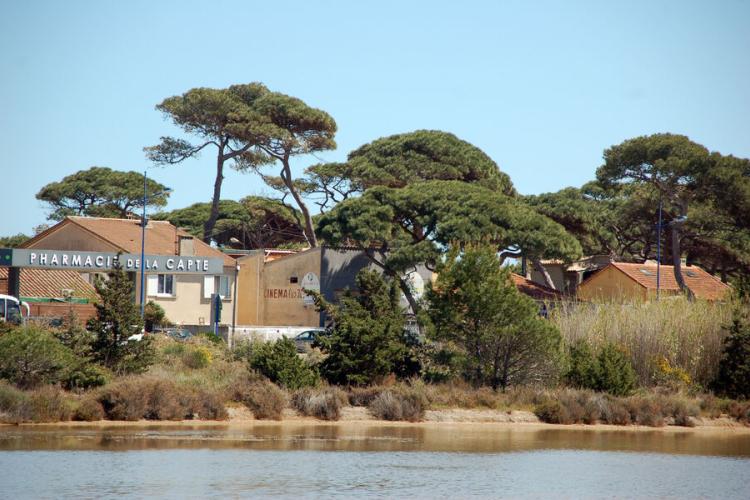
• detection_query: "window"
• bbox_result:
[157,274,174,296]
[217,275,231,299]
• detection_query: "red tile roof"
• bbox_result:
[609,262,731,301]
[23,217,235,267]
[511,273,563,301]
[0,268,98,301]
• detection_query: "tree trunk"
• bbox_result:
[281,158,318,247]
[532,258,557,290]
[203,142,226,243]
[671,219,693,300]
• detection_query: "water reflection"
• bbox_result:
[1,423,749,456]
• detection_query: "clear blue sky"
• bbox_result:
[1,0,748,236]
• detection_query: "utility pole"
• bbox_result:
[139,170,147,319]
[656,194,662,301]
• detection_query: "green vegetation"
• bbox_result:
[36,166,170,221]
[309,270,415,386]
[143,301,168,332]
[248,338,319,390]
[88,259,155,374]
[0,326,74,388]
[713,306,750,399]
[427,245,562,390]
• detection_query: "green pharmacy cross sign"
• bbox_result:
[0,248,12,265]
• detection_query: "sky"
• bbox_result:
[1,0,749,236]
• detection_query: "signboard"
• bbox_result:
[5,249,224,274]
[301,272,320,306]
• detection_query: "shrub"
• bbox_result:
[23,386,74,423]
[74,396,105,421]
[625,396,665,427]
[97,378,151,421]
[712,307,750,400]
[728,401,750,423]
[250,338,319,390]
[0,381,27,423]
[144,301,168,332]
[368,389,426,422]
[292,387,347,421]
[565,340,598,389]
[63,363,110,391]
[0,325,75,388]
[233,378,287,420]
[595,343,637,396]
[182,346,213,369]
[309,270,414,386]
[347,386,385,407]
[198,331,224,345]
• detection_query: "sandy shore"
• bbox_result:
[3,406,748,433]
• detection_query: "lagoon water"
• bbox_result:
[1,423,749,498]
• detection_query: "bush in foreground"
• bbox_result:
[368,388,426,422]
[712,307,750,400]
[249,338,319,390]
[0,326,75,388]
[292,387,348,421]
[233,378,287,420]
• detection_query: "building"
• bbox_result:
[235,247,433,332]
[15,216,236,328]
[576,262,731,302]
[529,255,613,295]
[511,273,563,301]
[0,267,98,321]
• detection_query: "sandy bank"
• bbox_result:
[3,406,748,433]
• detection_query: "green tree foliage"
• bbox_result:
[0,326,74,388]
[88,259,154,374]
[713,306,750,399]
[563,340,637,396]
[597,134,712,293]
[249,338,319,390]
[426,245,562,391]
[309,270,414,386]
[54,310,109,390]
[229,89,337,248]
[318,180,581,312]
[143,301,168,332]
[305,130,515,209]
[146,83,274,242]
[36,167,171,221]
[152,196,305,249]
[0,234,29,248]
[595,343,637,396]
[564,340,598,389]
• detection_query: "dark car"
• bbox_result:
[293,329,324,353]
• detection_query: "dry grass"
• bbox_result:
[292,387,348,421]
[368,387,428,422]
[232,377,287,420]
[551,298,732,387]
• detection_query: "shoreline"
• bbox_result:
[3,407,749,434]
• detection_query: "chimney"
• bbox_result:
[178,235,195,256]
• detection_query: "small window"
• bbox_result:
[290,276,299,284]
[216,275,231,299]
[157,274,175,296]
[639,269,653,276]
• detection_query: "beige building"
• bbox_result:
[19,216,236,328]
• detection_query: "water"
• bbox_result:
[1,423,749,498]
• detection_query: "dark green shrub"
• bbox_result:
[234,378,287,420]
[309,270,415,386]
[595,343,637,396]
[250,338,319,390]
[63,363,110,391]
[565,340,598,389]
[144,301,168,332]
[0,326,75,388]
[712,308,750,400]
[88,259,155,374]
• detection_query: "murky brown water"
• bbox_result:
[1,423,749,498]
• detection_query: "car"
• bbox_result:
[293,329,324,353]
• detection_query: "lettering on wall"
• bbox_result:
[264,288,307,299]
[10,249,223,274]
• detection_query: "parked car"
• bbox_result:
[293,329,324,353]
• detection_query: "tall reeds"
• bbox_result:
[551,298,732,387]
